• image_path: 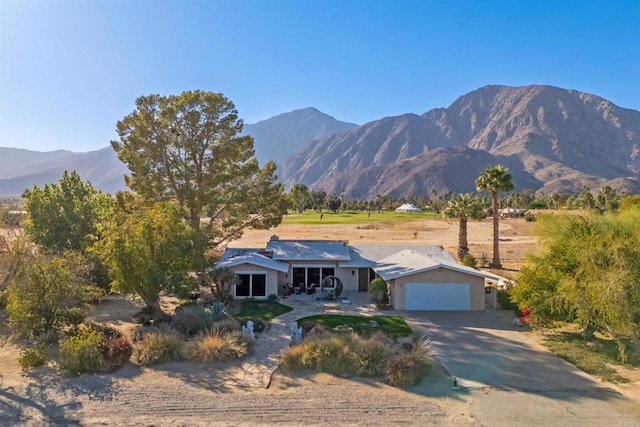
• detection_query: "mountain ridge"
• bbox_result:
[282,84,640,198]
[2,84,639,198]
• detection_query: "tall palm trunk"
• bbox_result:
[491,191,501,268]
[458,217,469,259]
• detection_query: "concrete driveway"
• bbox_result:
[401,309,609,391]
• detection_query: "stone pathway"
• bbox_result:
[229,292,381,388]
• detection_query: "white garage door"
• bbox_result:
[404,283,470,310]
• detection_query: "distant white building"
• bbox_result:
[395,203,422,213]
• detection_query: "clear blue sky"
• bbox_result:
[1,0,639,152]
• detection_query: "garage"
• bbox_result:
[404,283,470,311]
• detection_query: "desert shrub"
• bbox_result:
[461,253,477,268]
[334,324,355,334]
[64,307,87,327]
[172,305,214,336]
[6,251,102,338]
[280,344,308,371]
[36,330,59,346]
[386,335,432,387]
[133,330,184,366]
[404,335,433,363]
[59,325,105,376]
[282,334,359,376]
[18,345,48,370]
[497,289,521,314]
[214,318,242,332]
[304,324,332,338]
[355,333,393,377]
[368,277,388,306]
[175,300,201,312]
[183,327,250,363]
[130,325,152,342]
[385,354,424,386]
[94,325,133,369]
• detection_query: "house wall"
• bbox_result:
[227,262,280,299]
[336,267,358,291]
[389,269,485,310]
[485,285,497,308]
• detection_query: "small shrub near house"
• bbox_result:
[59,325,105,376]
[133,329,184,366]
[497,289,521,315]
[95,325,134,369]
[172,305,214,336]
[18,345,48,370]
[368,278,388,307]
[214,318,242,332]
[461,253,477,268]
[183,327,252,363]
[385,335,433,387]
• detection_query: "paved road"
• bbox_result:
[401,309,607,391]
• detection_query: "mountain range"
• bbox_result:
[1,84,639,198]
[282,85,640,198]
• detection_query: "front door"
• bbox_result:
[358,268,371,291]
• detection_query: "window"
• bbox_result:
[290,267,336,287]
[236,273,267,298]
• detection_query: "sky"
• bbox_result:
[1,0,640,153]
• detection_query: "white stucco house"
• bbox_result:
[216,236,500,311]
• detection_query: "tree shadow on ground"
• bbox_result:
[151,360,243,394]
[0,360,142,425]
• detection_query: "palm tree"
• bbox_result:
[443,193,485,259]
[475,165,514,268]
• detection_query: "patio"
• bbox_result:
[280,291,385,316]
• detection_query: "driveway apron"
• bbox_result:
[402,309,610,391]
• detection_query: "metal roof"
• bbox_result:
[344,244,454,266]
[266,240,352,261]
[374,249,501,281]
[217,249,289,273]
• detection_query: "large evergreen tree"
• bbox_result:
[111,91,288,271]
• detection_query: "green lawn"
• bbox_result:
[541,331,638,383]
[282,210,436,225]
[298,314,413,338]
[237,299,293,321]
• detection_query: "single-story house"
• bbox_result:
[217,236,500,311]
[395,203,422,213]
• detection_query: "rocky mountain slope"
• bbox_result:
[243,107,357,168]
[0,147,129,195]
[3,85,639,198]
[282,85,640,198]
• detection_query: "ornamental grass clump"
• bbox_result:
[281,331,394,378]
[355,332,394,377]
[385,335,433,387]
[133,329,184,366]
[183,327,250,363]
